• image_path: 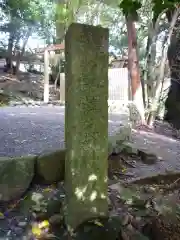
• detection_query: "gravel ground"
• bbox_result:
[1,105,180,180]
[0,106,129,157]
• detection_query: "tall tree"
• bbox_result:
[0,0,53,73]
[164,4,180,129]
[119,0,145,124]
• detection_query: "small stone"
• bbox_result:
[47,199,62,217]
[8,217,18,226]
[128,214,133,222]
[126,223,134,231]
[131,217,139,230]
[135,216,142,222]
[144,186,156,193]
[41,102,48,106]
[7,230,11,236]
[121,142,138,155]
[14,227,24,235]
[121,213,129,226]
[22,236,28,240]
[49,214,63,225]
[35,102,41,106]
[31,192,44,202]
[32,212,37,218]
[159,189,164,193]
[138,149,157,164]
[18,221,27,228]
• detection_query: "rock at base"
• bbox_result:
[138,149,158,165]
[108,124,132,155]
[36,149,65,183]
[74,216,122,240]
[0,155,35,201]
[120,142,138,155]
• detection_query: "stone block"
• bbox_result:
[36,149,65,183]
[65,23,109,229]
[108,124,132,155]
[0,155,35,201]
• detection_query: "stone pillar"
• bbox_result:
[44,49,49,103]
[65,23,109,230]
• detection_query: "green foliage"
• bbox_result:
[119,0,142,20]
[56,3,69,24]
[152,0,179,23]
[0,0,178,63]
[0,0,56,48]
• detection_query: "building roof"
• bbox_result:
[35,43,65,54]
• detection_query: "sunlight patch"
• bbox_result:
[70,150,75,158]
[91,207,97,213]
[100,193,106,199]
[104,176,108,183]
[75,186,87,200]
[88,174,97,181]
[90,191,97,201]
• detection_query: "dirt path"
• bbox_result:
[129,129,180,180]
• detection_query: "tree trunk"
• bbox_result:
[126,14,145,124]
[15,29,32,76]
[6,32,15,73]
[164,9,180,129]
[144,10,167,118]
[147,8,180,126]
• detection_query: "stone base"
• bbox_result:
[108,100,129,113]
[74,216,121,240]
[0,124,131,202]
[0,150,65,202]
[0,155,36,201]
[0,122,134,202]
[108,124,132,155]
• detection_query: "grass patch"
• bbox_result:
[0,93,10,106]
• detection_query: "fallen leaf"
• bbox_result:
[94,220,104,227]
[121,167,127,173]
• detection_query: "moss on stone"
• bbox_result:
[64,23,109,229]
[36,149,65,183]
[0,93,10,106]
[0,155,35,201]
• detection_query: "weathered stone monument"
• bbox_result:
[65,23,109,230]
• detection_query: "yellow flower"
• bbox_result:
[0,212,4,218]
[32,226,42,236]
[38,220,50,229]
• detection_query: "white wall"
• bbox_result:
[59,68,129,103]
